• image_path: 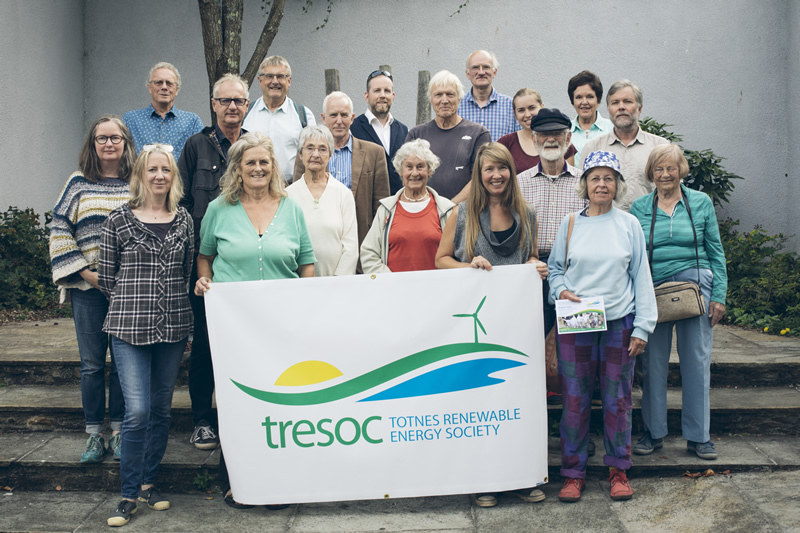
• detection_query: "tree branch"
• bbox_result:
[220,0,243,76]
[242,0,286,87]
[198,0,223,87]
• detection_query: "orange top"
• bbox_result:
[387,199,442,272]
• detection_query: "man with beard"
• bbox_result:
[350,70,408,195]
[517,108,587,410]
[579,79,668,211]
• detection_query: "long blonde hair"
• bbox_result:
[219,132,286,204]
[464,143,535,260]
[128,144,183,212]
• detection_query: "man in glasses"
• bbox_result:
[350,70,408,195]
[458,50,519,142]
[177,73,250,451]
[123,62,203,160]
[244,55,315,183]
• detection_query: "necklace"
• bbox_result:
[403,191,429,202]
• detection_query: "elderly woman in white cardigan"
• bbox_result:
[287,124,358,276]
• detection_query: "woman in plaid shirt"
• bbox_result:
[99,144,193,527]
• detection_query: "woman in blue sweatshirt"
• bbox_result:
[548,150,657,503]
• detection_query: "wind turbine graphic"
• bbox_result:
[453,296,487,343]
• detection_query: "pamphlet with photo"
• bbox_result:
[555,297,607,334]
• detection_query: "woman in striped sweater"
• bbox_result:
[49,114,135,464]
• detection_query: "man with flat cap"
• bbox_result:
[517,108,587,402]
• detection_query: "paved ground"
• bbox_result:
[2,470,800,532]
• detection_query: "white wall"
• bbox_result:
[3,0,797,250]
[0,0,84,217]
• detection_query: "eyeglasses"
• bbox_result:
[142,143,174,153]
[214,97,248,107]
[149,80,177,89]
[95,135,123,144]
[654,166,679,174]
[303,145,330,155]
[367,70,393,83]
[469,64,494,72]
[258,73,289,81]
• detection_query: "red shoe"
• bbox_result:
[558,478,585,502]
[609,469,633,500]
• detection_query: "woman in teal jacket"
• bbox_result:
[630,144,727,461]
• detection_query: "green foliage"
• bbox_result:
[719,219,800,335]
[193,469,213,491]
[639,117,743,207]
[301,0,334,30]
[0,207,59,310]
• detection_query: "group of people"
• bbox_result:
[48,50,728,526]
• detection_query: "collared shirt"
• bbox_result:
[212,124,233,158]
[328,135,354,189]
[458,88,520,141]
[365,109,394,154]
[579,127,669,212]
[123,104,203,161]
[242,96,316,182]
[98,205,194,346]
[517,161,586,256]
[570,111,614,164]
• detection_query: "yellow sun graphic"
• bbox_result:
[274,360,343,386]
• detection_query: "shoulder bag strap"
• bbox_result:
[564,213,575,273]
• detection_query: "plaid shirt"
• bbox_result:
[98,204,194,345]
[459,88,520,141]
[517,162,587,257]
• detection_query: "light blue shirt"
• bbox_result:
[328,135,353,189]
[459,88,520,142]
[570,112,614,164]
[123,104,203,161]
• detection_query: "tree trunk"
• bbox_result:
[197,0,286,124]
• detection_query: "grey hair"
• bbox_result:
[147,62,181,91]
[428,70,465,101]
[322,91,354,115]
[575,168,627,202]
[465,50,499,70]
[606,79,643,107]
[212,73,249,98]
[298,124,334,155]
[392,139,441,176]
[258,55,292,77]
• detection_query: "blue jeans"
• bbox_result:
[71,288,124,433]
[641,268,714,443]
[112,336,186,500]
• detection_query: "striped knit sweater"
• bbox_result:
[49,171,130,301]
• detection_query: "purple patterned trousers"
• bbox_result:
[557,313,635,479]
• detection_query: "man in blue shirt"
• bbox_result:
[458,50,519,142]
[123,62,203,161]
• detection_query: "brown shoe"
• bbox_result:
[609,469,633,500]
[558,478,585,502]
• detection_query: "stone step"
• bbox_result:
[2,430,798,493]
[1,384,798,435]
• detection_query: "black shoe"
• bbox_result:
[138,486,169,510]
[190,421,219,450]
[588,438,596,457]
[107,499,137,527]
[633,432,664,455]
[224,492,255,509]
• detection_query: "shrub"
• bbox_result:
[639,117,743,207]
[719,218,800,335]
[0,207,59,309]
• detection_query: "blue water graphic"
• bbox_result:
[358,358,525,402]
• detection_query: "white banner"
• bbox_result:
[205,265,547,505]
